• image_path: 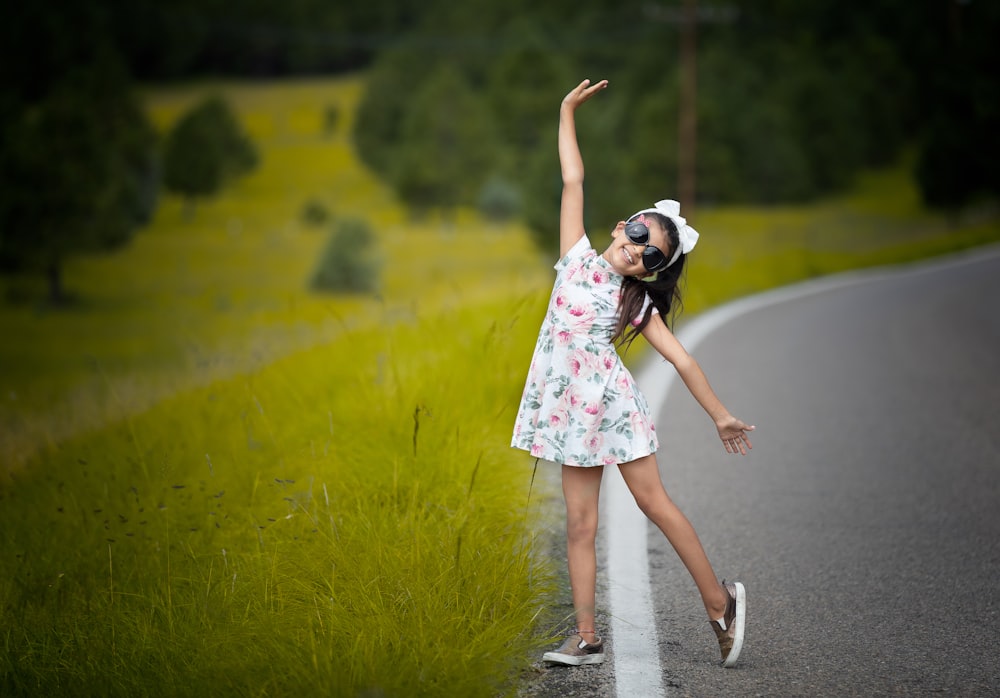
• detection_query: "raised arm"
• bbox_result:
[558,79,608,257]
[641,318,756,455]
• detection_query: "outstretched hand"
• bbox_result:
[562,79,608,111]
[716,416,755,456]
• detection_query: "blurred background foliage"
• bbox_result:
[309,217,380,294]
[2,0,997,274]
[352,0,998,251]
[162,95,259,218]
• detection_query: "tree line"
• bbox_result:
[1,1,996,298]
[0,73,256,304]
[0,0,420,302]
[352,0,998,249]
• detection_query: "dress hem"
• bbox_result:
[510,442,658,468]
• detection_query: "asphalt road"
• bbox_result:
[642,246,1000,696]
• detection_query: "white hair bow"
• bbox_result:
[628,199,699,268]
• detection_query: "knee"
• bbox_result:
[632,493,656,519]
[632,490,671,522]
[566,511,599,545]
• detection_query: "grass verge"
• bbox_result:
[0,296,556,697]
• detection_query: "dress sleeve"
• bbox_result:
[554,234,593,272]
[631,293,659,327]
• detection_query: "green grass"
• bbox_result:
[683,158,1000,314]
[1,73,998,696]
[0,74,549,473]
[1,298,555,697]
[1,73,558,697]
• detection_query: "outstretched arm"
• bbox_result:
[641,318,756,455]
[559,78,608,257]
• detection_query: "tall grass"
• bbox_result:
[0,297,555,696]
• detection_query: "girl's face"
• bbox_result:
[602,219,673,278]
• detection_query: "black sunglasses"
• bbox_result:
[624,220,670,273]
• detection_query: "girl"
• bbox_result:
[511,79,754,668]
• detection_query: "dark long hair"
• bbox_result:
[612,211,686,349]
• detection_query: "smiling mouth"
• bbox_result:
[622,247,635,265]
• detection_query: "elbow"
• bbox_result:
[671,352,697,375]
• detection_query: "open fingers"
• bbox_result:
[567,78,608,105]
[581,78,608,100]
[723,432,752,455]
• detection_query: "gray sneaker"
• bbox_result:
[542,633,605,666]
[710,581,746,667]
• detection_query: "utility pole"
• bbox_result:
[678,0,698,217]
[643,2,738,218]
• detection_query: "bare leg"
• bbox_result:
[618,454,728,620]
[561,464,605,642]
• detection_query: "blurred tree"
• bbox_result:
[310,217,379,294]
[486,22,571,159]
[300,198,332,227]
[162,95,259,217]
[0,55,158,303]
[520,129,561,253]
[914,0,999,212]
[353,39,453,185]
[107,0,426,78]
[477,175,523,222]
[390,65,498,213]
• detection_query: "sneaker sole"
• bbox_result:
[722,581,746,668]
[542,651,605,666]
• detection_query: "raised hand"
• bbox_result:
[562,79,609,112]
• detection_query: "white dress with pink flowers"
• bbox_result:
[511,235,658,467]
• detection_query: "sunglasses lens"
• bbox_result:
[624,221,649,244]
[643,247,668,272]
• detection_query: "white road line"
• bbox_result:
[605,467,665,696]
[604,244,1000,698]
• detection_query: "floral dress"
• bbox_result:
[511,235,658,467]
